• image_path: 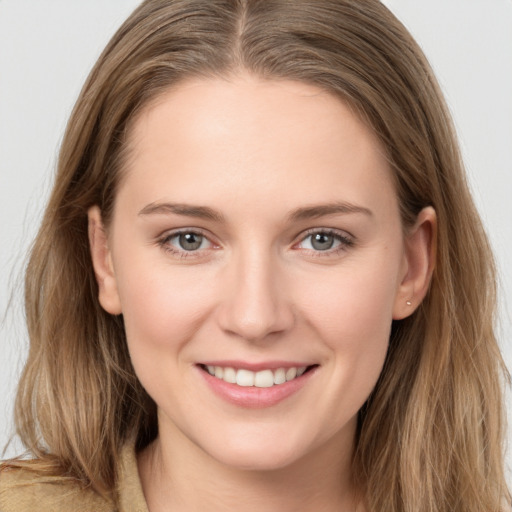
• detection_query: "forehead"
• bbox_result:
[129,74,385,159]
[117,75,396,220]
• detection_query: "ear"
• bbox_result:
[88,206,122,315]
[393,206,437,320]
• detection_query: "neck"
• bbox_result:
[138,420,362,512]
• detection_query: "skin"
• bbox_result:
[89,74,436,512]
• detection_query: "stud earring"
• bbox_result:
[406,300,412,306]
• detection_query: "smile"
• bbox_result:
[203,365,309,388]
[197,363,318,408]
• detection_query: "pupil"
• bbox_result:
[312,233,334,251]
[179,233,202,251]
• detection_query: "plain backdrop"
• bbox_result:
[1,0,511,475]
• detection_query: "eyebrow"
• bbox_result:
[138,200,372,222]
[287,202,373,222]
[138,202,225,222]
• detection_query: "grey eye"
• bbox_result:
[310,233,336,251]
[297,231,348,252]
[176,232,205,251]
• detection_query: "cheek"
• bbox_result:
[114,264,221,409]
[294,256,400,400]
[298,258,399,341]
[114,261,217,357]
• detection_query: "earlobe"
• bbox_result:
[392,206,437,320]
[88,206,122,315]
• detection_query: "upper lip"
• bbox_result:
[197,360,317,371]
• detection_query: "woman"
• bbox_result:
[1,1,509,511]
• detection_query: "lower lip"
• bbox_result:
[197,366,317,409]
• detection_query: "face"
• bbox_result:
[89,75,433,472]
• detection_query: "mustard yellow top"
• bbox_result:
[0,445,148,512]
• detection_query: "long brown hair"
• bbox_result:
[8,1,510,510]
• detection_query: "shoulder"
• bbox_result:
[0,462,115,512]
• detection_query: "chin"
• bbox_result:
[200,432,311,472]
[213,448,301,472]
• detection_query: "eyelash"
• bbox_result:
[157,229,215,259]
[156,228,355,259]
[295,228,355,257]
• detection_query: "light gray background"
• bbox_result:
[1,0,511,475]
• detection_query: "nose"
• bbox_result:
[216,248,295,343]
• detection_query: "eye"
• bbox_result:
[296,229,354,253]
[174,232,208,251]
[303,232,338,251]
[159,230,214,254]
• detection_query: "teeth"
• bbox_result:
[273,368,286,385]
[285,367,297,381]
[223,367,236,384]
[236,369,255,387]
[205,365,310,387]
[254,370,274,388]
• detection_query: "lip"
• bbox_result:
[199,360,314,371]
[196,363,318,409]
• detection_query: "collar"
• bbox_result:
[117,444,149,512]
